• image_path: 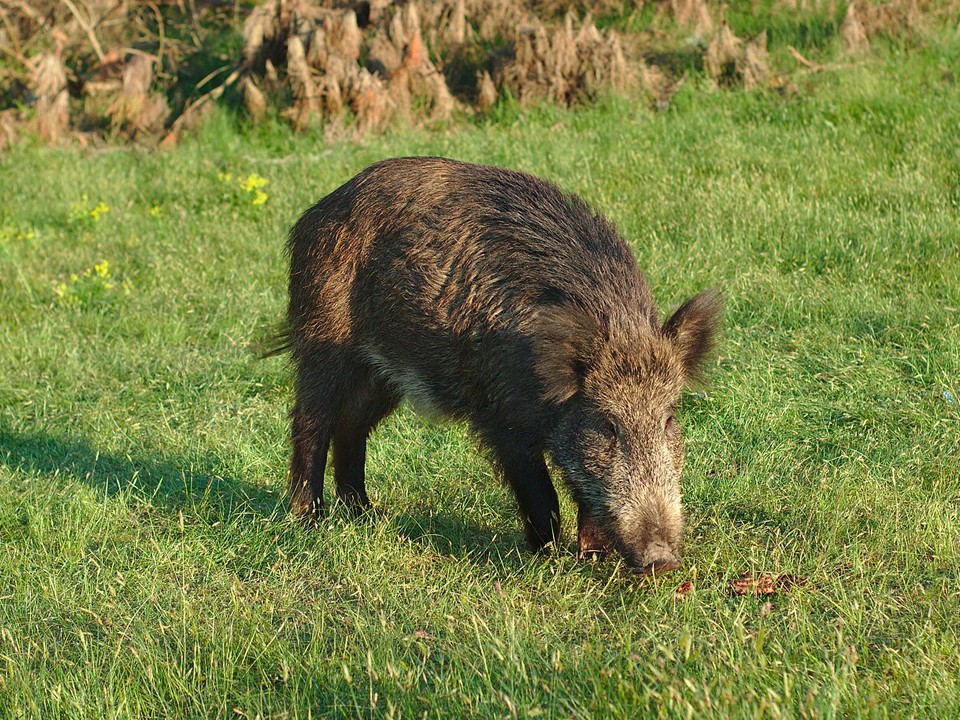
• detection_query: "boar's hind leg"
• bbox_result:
[332,369,400,514]
[289,401,331,522]
[288,354,366,521]
[490,439,561,552]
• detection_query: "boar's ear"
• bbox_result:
[663,289,723,383]
[533,305,606,404]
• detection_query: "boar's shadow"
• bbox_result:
[0,419,284,520]
[390,500,533,566]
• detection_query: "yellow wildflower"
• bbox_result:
[1,226,37,243]
[89,202,109,221]
[240,173,269,192]
[55,259,118,308]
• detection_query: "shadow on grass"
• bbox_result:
[1,420,579,569]
[712,502,796,532]
[391,504,531,567]
[0,419,285,520]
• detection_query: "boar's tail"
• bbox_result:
[252,320,292,359]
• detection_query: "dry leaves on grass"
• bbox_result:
[728,573,807,597]
[674,573,807,600]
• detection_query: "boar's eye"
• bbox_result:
[601,418,619,445]
[664,414,678,437]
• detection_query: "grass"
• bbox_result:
[1,36,959,719]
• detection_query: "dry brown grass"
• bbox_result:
[476,69,498,111]
[671,0,714,37]
[0,0,955,145]
[106,54,169,136]
[0,108,20,150]
[29,51,69,143]
[494,12,635,105]
[841,1,871,53]
[741,31,770,91]
[705,20,769,90]
[241,76,267,121]
[237,0,464,134]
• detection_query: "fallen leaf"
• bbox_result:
[674,581,694,600]
[728,573,807,597]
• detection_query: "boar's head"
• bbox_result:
[543,290,722,575]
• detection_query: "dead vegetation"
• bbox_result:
[704,22,770,90]
[227,1,638,135]
[0,0,955,147]
[0,0,176,146]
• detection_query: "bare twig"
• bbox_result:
[61,0,106,62]
[787,45,861,73]
[1,9,24,56]
[787,45,821,70]
[160,68,241,147]
[5,0,42,22]
[146,1,166,73]
[193,63,233,92]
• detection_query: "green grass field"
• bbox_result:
[2,37,959,719]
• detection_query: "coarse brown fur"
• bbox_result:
[267,156,722,574]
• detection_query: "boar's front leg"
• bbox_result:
[489,437,561,551]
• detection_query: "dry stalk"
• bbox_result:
[841,1,870,53]
[61,0,106,61]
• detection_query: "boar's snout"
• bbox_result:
[615,481,685,576]
[635,560,680,576]
[625,534,683,578]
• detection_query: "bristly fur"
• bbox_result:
[276,156,722,573]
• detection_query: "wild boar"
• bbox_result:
[263,156,721,575]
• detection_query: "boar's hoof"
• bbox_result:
[291,499,324,525]
[633,559,680,577]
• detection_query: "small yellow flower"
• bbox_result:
[149,205,162,218]
[240,173,269,192]
[251,190,269,205]
[217,171,234,183]
[56,259,118,308]
[89,202,109,221]
[2,226,36,242]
